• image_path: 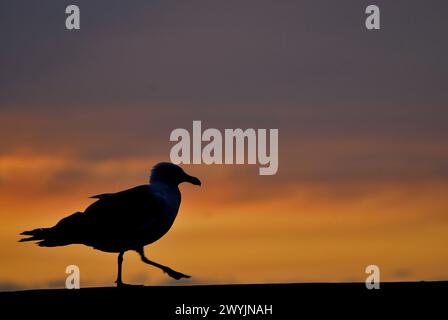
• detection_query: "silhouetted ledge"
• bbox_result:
[1,282,447,318]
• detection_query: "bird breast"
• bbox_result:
[140,184,181,245]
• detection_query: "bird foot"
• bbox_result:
[163,267,191,280]
[115,281,144,288]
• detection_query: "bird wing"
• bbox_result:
[89,193,113,199]
[79,185,168,248]
[85,185,164,226]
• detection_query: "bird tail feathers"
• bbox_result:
[19,211,84,247]
[19,228,51,243]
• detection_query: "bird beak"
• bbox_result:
[186,175,201,186]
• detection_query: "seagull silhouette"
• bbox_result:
[20,162,201,287]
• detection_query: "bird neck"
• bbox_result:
[151,181,181,202]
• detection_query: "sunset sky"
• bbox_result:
[1,0,447,290]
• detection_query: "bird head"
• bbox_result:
[149,162,201,186]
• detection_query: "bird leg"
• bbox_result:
[115,251,144,287]
[115,251,125,286]
[136,248,191,280]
